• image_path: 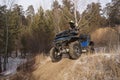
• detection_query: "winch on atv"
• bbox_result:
[50,21,94,62]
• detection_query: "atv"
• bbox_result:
[50,21,94,62]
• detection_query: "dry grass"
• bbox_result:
[91,27,119,47]
[63,53,120,80]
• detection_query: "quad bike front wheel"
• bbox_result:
[50,47,62,62]
[69,41,82,59]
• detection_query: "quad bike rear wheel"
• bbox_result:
[69,41,82,59]
[89,41,95,53]
[50,47,62,62]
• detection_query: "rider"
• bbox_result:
[69,20,79,34]
[69,20,76,29]
[56,20,78,37]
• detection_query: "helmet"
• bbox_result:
[69,20,75,29]
[69,20,75,24]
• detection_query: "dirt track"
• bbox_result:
[32,56,74,80]
[29,53,120,80]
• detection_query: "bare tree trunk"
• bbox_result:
[3,0,16,71]
[0,55,2,73]
[74,0,78,26]
[3,55,7,71]
[3,10,8,71]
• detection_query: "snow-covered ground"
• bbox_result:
[0,57,27,76]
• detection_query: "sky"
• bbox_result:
[0,0,111,13]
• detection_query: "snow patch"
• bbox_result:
[0,57,26,76]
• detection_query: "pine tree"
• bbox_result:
[52,0,61,33]
[26,5,35,26]
[79,3,102,33]
[104,0,120,26]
